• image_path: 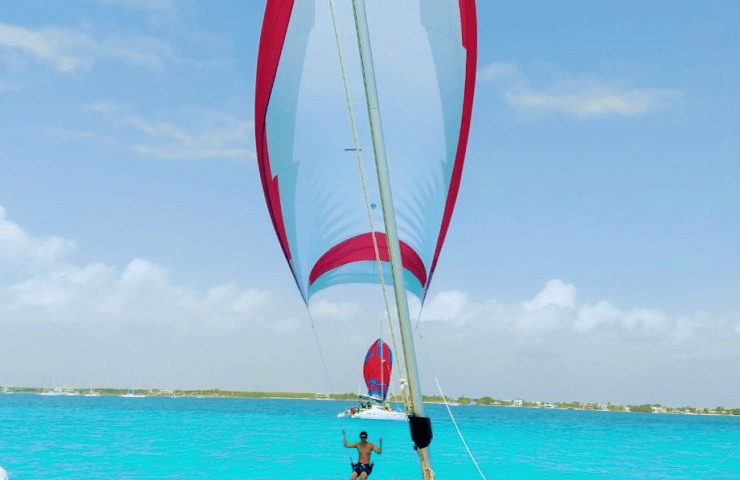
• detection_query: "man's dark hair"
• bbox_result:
[360,431,368,438]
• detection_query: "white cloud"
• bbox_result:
[417,279,738,345]
[574,300,620,333]
[0,205,76,265]
[419,290,473,324]
[3,255,274,331]
[86,103,255,161]
[506,88,678,117]
[523,279,576,312]
[0,24,84,72]
[310,299,362,320]
[0,22,225,73]
[2,205,737,405]
[2,200,731,345]
[119,259,169,288]
[0,205,278,331]
[479,62,680,117]
[8,263,113,309]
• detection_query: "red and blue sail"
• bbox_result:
[256,0,477,302]
[363,339,393,400]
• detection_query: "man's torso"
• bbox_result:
[356,441,374,464]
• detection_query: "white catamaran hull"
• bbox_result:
[338,404,407,421]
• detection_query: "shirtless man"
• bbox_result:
[343,429,382,479]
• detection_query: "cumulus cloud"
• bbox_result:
[479,62,680,117]
[574,300,620,333]
[416,290,473,325]
[0,205,278,332]
[310,299,362,320]
[0,22,227,73]
[2,205,738,404]
[3,200,732,345]
[523,279,576,312]
[85,102,254,161]
[0,205,76,265]
[417,279,738,345]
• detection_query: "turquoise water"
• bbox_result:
[0,395,739,479]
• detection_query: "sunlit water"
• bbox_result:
[0,395,738,479]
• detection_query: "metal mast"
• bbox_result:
[350,1,433,478]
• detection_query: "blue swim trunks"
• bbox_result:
[352,463,373,476]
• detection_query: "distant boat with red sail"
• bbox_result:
[337,339,406,421]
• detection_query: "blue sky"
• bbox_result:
[0,0,738,406]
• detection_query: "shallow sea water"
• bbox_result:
[0,395,739,479]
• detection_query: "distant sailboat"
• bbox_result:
[338,339,406,421]
[39,374,63,396]
[121,374,145,398]
[84,382,101,397]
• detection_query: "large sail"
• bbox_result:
[363,339,393,400]
[256,0,477,302]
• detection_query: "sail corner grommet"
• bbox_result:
[409,415,433,449]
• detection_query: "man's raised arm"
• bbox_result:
[373,437,383,454]
[342,429,356,448]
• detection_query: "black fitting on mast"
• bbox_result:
[408,415,433,450]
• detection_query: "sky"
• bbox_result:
[0,0,738,407]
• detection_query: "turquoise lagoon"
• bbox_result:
[0,395,738,479]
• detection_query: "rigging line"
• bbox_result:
[416,314,486,479]
[434,378,488,480]
[696,445,740,480]
[414,310,438,379]
[306,306,334,395]
[326,0,408,409]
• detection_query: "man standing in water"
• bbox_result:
[343,429,382,479]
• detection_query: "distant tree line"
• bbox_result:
[6,387,740,414]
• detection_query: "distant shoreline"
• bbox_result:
[2,387,739,416]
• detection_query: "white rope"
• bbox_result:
[415,314,486,479]
[696,445,740,480]
[326,0,410,413]
[306,307,334,395]
[435,378,488,480]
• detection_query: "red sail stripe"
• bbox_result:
[426,0,478,298]
[309,233,427,289]
[255,1,297,276]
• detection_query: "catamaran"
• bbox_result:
[256,0,476,477]
[337,339,407,421]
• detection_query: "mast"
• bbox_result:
[350,1,433,478]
